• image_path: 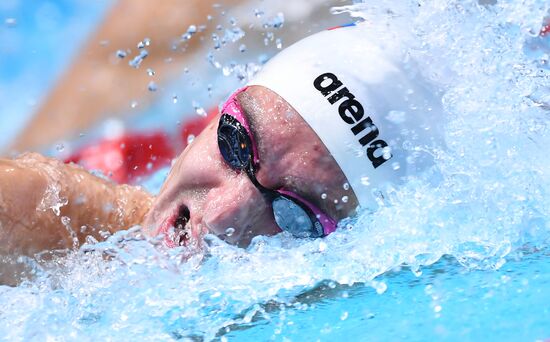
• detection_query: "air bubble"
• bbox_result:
[341,196,349,203]
[340,311,349,320]
[225,227,235,237]
[239,44,247,52]
[172,95,178,104]
[360,176,370,186]
[146,68,155,76]
[276,38,282,49]
[321,193,327,200]
[343,183,350,190]
[130,100,138,108]
[187,134,195,144]
[55,143,65,152]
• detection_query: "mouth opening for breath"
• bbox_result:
[174,205,191,246]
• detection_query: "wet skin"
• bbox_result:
[143,85,358,247]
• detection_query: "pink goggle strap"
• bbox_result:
[221,86,260,166]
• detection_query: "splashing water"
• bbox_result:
[1,1,550,340]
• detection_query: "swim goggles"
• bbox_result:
[217,87,337,238]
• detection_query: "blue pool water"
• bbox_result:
[1,0,550,341]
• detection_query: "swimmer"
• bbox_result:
[0,23,444,256]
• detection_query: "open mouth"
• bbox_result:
[173,205,191,246]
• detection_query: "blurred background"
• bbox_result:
[0,0,111,150]
[0,0,352,163]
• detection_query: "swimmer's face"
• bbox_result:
[143,86,358,247]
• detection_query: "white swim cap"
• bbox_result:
[249,23,445,210]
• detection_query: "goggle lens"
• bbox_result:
[217,116,252,170]
[272,196,324,238]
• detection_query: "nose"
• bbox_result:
[155,117,280,246]
[200,176,281,246]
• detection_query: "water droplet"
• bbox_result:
[222,66,232,76]
[146,68,155,76]
[321,193,327,200]
[147,81,158,92]
[181,25,198,41]
[187,25,197,34]
[192,101,207,117]
[386,110,407,124]
[360,176,370,186]
[340,311,349,320]
[128,49,148,68]
[341,196,349,203]
[172,95,178,104]
[187,134,195,144]
[99,230,111,239]
[116,50,127,59]
[254,9,264,18]
[382,147,392,160]
[61,216,71,225]
[263,12,285,29]
[275,38,282,49]
[239,44,247,52]
[225,227,235,236]
[373,281,387,294]
[402,140,413,150]
[5,18,17,28]
[343,182,350,190]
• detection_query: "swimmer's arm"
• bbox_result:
[0,153,153,256]
[8,0,244,152]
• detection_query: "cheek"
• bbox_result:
[200,178,279,241]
